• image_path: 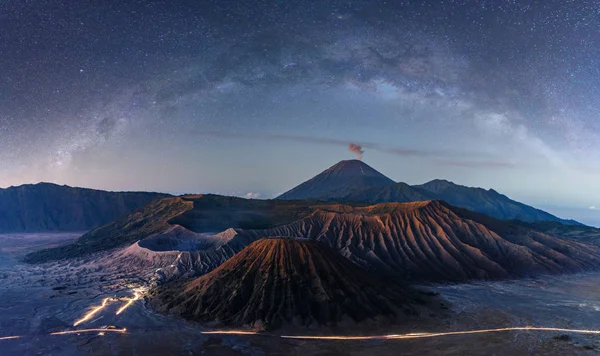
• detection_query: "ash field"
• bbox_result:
[2,233,600,356]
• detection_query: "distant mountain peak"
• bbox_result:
[276,160,395,200]
[279,160,581,225]
[417,179,457,192]
[428,179,454,185]
[322,159,386,176]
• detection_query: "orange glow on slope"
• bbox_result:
[73,298,112,326]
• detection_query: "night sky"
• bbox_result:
[1,0,600,225]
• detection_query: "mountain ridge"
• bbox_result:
[31,195,600,284]
[277,160,580,225]
[149,238,430,330]
[239,200,600,281]
[0,182,171,232]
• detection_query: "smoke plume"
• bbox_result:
[348,143,364,160]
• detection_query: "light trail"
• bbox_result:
[280,326,600,340]
[0,328,126,341]
[201,331,259,335]
[72,287,146,327]
[73,298,112,326]
[116,288,144,315]
[3,325,600,344]
[50,328,127,336]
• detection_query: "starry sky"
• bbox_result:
[1,0,600,225]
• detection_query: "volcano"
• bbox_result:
[150,238,427,330]
[234,201,600,281]
[28,195,600,283]
[277,160,578,225]
[276,160,395,200]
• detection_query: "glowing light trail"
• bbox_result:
[0,328,127,342]
[50,328,127,336]
[72,287,145,326]
[116,289,143,315]
[3,325,600,344]
[281,326,600,340]
[73,298,112,326]
[201,331,258,335]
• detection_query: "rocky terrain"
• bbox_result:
[7,174,600,353]
[24,191,600,283]
[5,233,600,355]
[23,197,192,263]
[30,197,600,286]
[237,201,600,281]
[23,195,346,264]
[518,221,600,246]
[150,238,435,330]
[0,182,170,232]
[23,159,586,267]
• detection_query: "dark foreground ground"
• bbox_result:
[0,233,599,355]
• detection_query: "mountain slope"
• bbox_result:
[23,197,192,263]
[277,161,577,224]
[277,160,395,200]
[336,179,576,224]
[23,195,330,263]
[237,201,600,281]
[335,182,431,203]
[412,179,578,224]
[114,199,600,283]
[25,194,600,283]
[0,183,170,232]
[150,238,423,330]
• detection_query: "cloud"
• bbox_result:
[437,160,515,169]
[244,192,261,199]
[189,130,427,157]
[477,112,565,166]
[188,129,515,167]
[348,143,364,160]
[590,206,598,210]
